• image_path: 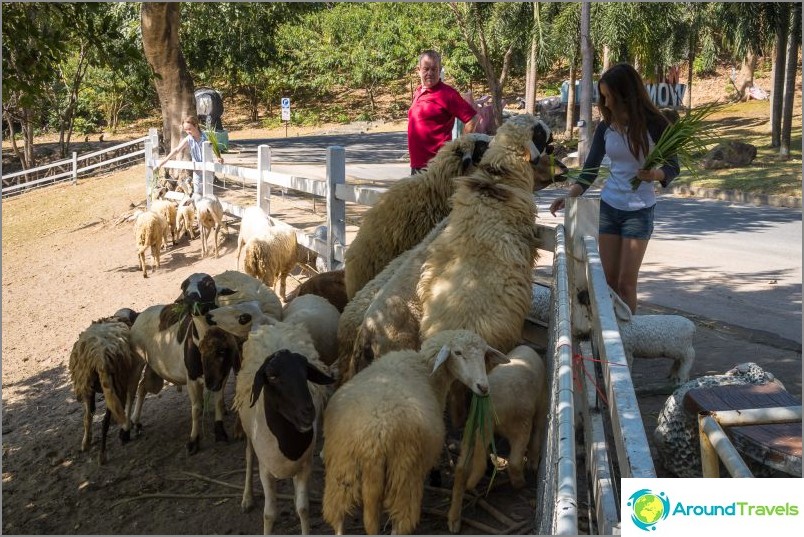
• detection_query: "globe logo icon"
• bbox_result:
[627,489,670,531]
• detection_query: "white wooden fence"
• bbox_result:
[2,135,149,197]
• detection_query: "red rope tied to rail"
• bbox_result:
[572,353,628,406]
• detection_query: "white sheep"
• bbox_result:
[447,345,548,533]
[236,205,272,270]
[243,225,298,302]
[68,312,144,464]
[175,198,197,241]
[343,134,493,299]
[150,198,178,248]
[322,330,509,535]
[196,194,226,258]
[212,269,283,322]
[653,362,786,478]
[134,210,167,278]
[234,321,334,534]
[282,294,340,366]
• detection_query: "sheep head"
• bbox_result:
[249,349,334,461]
[426,330,509,396]
[206,300,277,338]
[199,326,240,390]
[180,273,236,316]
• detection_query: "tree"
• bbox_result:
[140,2,197,153]
[447,2,531,132]
[780,5,801,158]
[771,3,792,147]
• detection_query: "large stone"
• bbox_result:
[701,141,757,169]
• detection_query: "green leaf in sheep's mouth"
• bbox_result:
[460,392,499,494]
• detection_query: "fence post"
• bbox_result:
[144,139,154,210]
[202,141,213,197]
[565,197,600,333]
[71,152,78,185]
[326,146,346,271]
[257,145,271,214]
[148,127,159,153]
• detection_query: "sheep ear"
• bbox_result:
[250,362,268,407]
[306,363,335,386]
[485,346,510,369]
[431,344,451,375]
[609,290,633,321]
[460,148,473,172]
[526,140,542,165]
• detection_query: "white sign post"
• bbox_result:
[281,97,291,137]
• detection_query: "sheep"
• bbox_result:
[653,362,787,478]
[150,198,178,248]
[134,210,167,278]
[68,311,143,464]
[573,287,696,385]
[417,114,555,353]
[234,321,334,534]
[285,269,347,313]
[282,294,340,366]
[447,345,548,533]
[196,194,226,258]
[212,269,283,322]
[243,225,298,302]
[175,198,197,241]
[129,273,238,454]
[343,133,492,300]
[296,225,329,274]
[322,330,509,535]
[236,205,272,270]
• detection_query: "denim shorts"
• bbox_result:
[598,199,655,240]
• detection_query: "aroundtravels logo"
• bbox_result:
[627,489,670,531]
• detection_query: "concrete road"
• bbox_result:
[230,129,803,346]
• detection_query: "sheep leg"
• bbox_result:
[241,436,255,512]
[212,388,228,442]
[186,380,204,454]
[669,349,695,386]
[448,438,486,534]
[138,249,148,278]
[259,467,278,535]
[99,408,112,465]
[389,477,423,535]
[213,224,220,258]
[279,273,288,302]
[81,396,95,452]
[507,431,529,489]
[292,461,312,535]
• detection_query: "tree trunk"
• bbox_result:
[737,52,757,102]
[58,44,89,158]
[565,61,576,139]
[141,2,197,154]
[780,6,801,158]
[602,44,611,72]
[685,55,695,112]
[22,107,35,170]
[578,0,593,163]
[525,2,538,115]
[771,3,790,148]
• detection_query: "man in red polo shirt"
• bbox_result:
[408,50,478,174]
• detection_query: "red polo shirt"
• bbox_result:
[407,81,477,169]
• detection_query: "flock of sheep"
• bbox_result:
[67,111,783,534]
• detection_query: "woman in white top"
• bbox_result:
[550,63,680,313]
[155,115,223,197]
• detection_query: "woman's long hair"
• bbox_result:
[597,63,668,161]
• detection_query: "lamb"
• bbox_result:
[418,114,555,353]
[282,294,340,366]
[150,198,178,248]
[134,210,167,278]
[175,198,197,241]
[234,321,334,534]
[196,194,226,258]
[447,345,548,533]
[129,273,238,454]
[653,362,786,478]
[285,269,347,313]
[343,133,491,299]
[243,224,298,302]
[68,310,143,464]
[573,287,696,385]
[236,205,272,270]
[322,330,509,535]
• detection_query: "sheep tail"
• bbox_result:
[97,350,128,426]
[359,453,387,535]
[322,445,363,531]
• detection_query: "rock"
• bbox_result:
[701,141,757,169]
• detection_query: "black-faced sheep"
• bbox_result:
[322,330,509,535]
[243,225,298,302]
[653,362,786,478]
[68,311,143,464]
[236,205,272,270]
[447,344,548,533]
[285,269,347,313]
[196,195,226,258]
[344,133,493,299]
[235,321,334,534]
[150,198,178,248]
[134,210,167,278]
[129,273,238,454]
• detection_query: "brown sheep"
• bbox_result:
[134,210,167,278]
[285,269,347,313]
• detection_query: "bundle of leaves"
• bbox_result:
[460,392,499,494]
[204,129,223,159]
[630,102,719,191]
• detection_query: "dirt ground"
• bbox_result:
[1,167,549,535]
